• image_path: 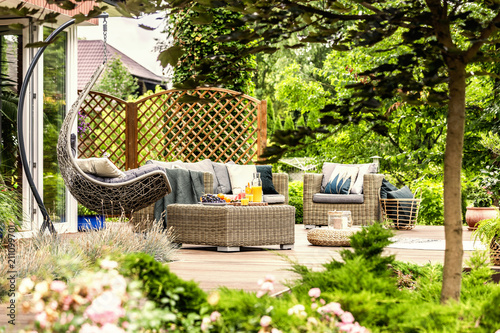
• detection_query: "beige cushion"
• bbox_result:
[76,158,125,178]
[226,164,257,193]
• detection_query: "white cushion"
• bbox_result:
[263,194,286,204]
[76,158,125,178]
[226,164,257,193]
[350,164,372,194]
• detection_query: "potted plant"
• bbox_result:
[465,181,498,230]
[472,214,500,266]
[77,204,105,231]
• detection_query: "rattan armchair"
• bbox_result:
[303,173,385,228]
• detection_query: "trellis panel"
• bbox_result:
[77,87,267,169]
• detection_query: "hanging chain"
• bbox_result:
[102,16,108,64]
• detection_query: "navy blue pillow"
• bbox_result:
[256,165,279,195]
[386,186,415,224]
[324,174,351,194]
[380,179,398,199]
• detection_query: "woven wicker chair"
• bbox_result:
[57,64,171,215]
[303,173,384,228]
[130,172,289,231]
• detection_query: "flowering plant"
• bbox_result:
[204,275,368,333]
[478,165,500,207]
[19,259,176,332]
[78,110,90,138]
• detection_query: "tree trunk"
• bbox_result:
[441,60,466,303]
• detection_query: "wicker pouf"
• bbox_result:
[167,204,296,252]
[307,227,360,247]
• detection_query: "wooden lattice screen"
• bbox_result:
[78,87,267,170]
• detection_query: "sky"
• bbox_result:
[77,13,169,78]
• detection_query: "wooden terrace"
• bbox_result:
[167,225,490,293]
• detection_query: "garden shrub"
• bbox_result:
[288,180,303,224]
[411,177,444,225]
[119,252,207,315]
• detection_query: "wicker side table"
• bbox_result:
[307,227,361,247]
[167,204,296,252]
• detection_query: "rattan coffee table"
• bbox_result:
[307,227,362,247]
[167,204,296,252]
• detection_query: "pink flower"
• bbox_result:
[257,280,274,298]
[271,329,282,333]
[101,323,126,333]
[337,322,367,333]
[201,317,211,331]
[341,311,355,324]
[85,291,125,325]
[35,312,48,328]
[260,315,272,327]
[308,288,321,298]
[50,280,67,293]
[210,311,221,322]
[318,302,344,317]
[80,323,102,333]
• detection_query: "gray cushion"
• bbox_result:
[173,159,218,192]
[312,193,364,204]
[146,160,183,169]
[85,164,165,184]
[211,161,233,194]
[262,194,285,204]
[321,162,377,193]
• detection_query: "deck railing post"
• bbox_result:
[126,102,138,169]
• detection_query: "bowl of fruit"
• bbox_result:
[200,193,229,205]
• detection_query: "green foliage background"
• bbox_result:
[167,6,256,94]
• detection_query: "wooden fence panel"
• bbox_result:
[78,92,128,169]
[78,88,267,169]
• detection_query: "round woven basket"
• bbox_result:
[490,237,500,266]
[307,228,359,247]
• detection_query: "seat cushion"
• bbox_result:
[312,193,364,204]
[263,194,286,204]
[84,164,165,184]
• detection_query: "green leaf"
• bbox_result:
[177,95,215,104]
[56,0,77,10]
[157,45,185,67]
[190,13,214,25]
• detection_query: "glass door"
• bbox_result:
[0,22,27,231]
[42,26,67,225]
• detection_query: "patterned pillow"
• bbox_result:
[324,165,359,194]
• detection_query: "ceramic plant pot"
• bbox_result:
[465,207,498,231]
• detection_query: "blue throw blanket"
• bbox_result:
[154,168,205,228]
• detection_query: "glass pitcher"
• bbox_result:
[251,172,263,202]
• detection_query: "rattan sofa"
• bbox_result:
[303,173,385,228]
[131,172,289,231]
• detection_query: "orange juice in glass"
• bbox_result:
[251,186,263,202]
